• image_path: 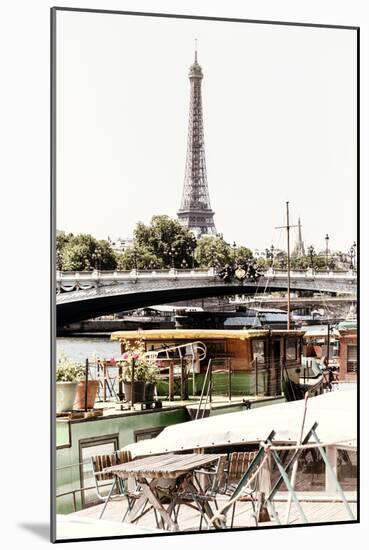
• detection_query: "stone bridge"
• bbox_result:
[56,269,357,326]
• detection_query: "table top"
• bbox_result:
[103,452,225,479]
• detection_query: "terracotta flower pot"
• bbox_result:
[73,379,99,410]
[56,381,78,413]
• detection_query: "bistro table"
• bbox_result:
[101,452,225,531]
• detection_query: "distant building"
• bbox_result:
[253,249,267,260]
[108,236,134,253]
[253,248,286,261]
[337,320,357,382]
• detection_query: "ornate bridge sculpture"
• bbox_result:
[56,268,357,326]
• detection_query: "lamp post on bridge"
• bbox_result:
[232,241,237,266]
[265,244,275,267]
[92,250,102,271]
[168,245,179,269]
[349,242,356,270]
[56,250,63,271]
[325,234,330,269]
[132,247,139,271]
[308,245,315,269]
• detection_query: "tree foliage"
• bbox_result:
[115,246,165,270]
[194,236,231,268]
[134,215,197,268]
[56,233,117,271]
[234,245,253,265]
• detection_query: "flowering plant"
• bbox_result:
[118,339,159,383]
[56,351,85,382]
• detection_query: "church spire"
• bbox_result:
[293,216,305,257]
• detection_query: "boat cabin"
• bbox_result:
[111,329,306,399]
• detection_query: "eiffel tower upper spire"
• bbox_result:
[177,45,216,237]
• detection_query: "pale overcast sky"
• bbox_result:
[56,10,357,253]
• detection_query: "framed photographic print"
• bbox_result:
[51,7,358,543]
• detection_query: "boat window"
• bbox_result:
[347,345,357,373]
[56,421,71,448]
[134,427,164,442]
[79,434,119,508]
[252,340,265,364]
[286,338,298,361]
[205,341,227,357]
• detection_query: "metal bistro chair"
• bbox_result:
[190,451,265,530]
[224,451,259,527]
[91,450,141,521]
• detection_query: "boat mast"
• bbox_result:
[286,201,291,330]
[276,202,297,330]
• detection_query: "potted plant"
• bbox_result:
[56,353,85,413]
[118,340,158,403]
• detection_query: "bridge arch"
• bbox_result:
[56,283,275,325]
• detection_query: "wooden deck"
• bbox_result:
[67,492,357,534]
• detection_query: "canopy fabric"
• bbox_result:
[111,328,304,342]
[123,386,357,458]
[303,328,340,338]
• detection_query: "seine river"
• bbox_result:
[56,336,121,363]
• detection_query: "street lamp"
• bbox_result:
[232,241,237,265]
[265,245,274,266]
[349,242,356,270]
[308,245,315,269]
[132,247,138,271]
[169,245,178,268]
[56,250,63,271]
[92,250,101,271]
[325,234,329,269]
[209,243,216,269]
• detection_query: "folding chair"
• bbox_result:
[225,452,259,527]
[91,450,140,521]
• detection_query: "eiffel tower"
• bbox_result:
[177,45,216,237]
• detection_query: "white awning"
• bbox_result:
[124,385,357,457]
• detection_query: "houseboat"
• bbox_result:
[111,328,325,402]
[57,385,357,538]
[55,327,325,517]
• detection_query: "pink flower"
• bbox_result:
[122,352,129,360]
[110,357,116,364]
[132,352,139,360]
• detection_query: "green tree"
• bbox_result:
[115,246,165,270]
[134,215,197,268]
[233,245,253,265]
[194,236,232,268]
[56,232,73,269]
[60,234,117,271]
[290,256,310,270]
[255,257,268,270]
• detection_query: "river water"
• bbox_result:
[56,336,121,363]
